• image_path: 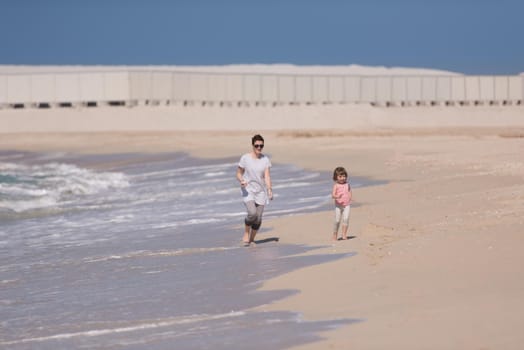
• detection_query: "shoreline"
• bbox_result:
[2,128,524,349]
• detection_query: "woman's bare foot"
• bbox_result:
[243,228,251,246]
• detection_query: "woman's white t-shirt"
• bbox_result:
[238,153,272,205]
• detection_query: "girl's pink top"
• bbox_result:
[334,182,351,206]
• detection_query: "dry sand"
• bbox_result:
[2,104,524,349]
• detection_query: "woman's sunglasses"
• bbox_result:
[253,144,264,149]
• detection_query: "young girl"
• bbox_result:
[332,166,352,241]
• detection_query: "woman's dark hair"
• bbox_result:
[333,166,347,181]
[252,134,264,145]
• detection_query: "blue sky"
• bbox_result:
[1,0,523,75]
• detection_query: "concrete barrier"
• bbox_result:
[0,70,522,109]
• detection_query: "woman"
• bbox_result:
[236,134,273,246]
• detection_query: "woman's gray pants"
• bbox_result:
[244,201,264,230]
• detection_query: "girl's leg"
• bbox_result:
[333,206,342,240]
[341,225,348,239]
[341,205,351,239]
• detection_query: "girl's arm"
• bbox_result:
[265,167,273,199]
[348,183,353,203]
[332,183,338,199]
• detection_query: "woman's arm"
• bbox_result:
[236,166,247,187]
[264,167,273,199]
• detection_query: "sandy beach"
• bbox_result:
[2,118,524,348]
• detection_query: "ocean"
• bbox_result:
[0,150,373,349]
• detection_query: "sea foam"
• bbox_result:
[0,162,129,213]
